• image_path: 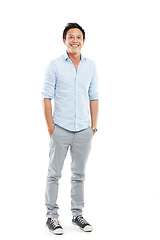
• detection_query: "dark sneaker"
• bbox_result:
[46,218,64,235]
[72,216,93,232]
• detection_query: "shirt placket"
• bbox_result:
[68,59,81,131]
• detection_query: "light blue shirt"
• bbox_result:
[42,52,99,132]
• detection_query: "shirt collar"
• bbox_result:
[64,51,86,63]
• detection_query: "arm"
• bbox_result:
[42,98,54,137]
[90,99,99,134]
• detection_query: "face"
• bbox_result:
[63,28,85,54]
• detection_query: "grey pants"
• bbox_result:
[45,125,93,219]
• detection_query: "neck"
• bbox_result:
[67,52,81,63]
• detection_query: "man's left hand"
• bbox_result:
[92,129,95,135]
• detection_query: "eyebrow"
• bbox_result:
[68,34,82,37]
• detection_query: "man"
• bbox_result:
[42,23,99,235]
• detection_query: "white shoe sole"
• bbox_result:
[72,222,93,232]
[46,224,64,235]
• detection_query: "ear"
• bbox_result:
[63,38,66,45]
[83,38,86,44]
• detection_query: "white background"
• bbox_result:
[0,0,160,239]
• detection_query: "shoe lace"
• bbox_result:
[51,218,61,227]
[77,216,88,224]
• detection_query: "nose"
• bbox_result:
[72,37,77,42]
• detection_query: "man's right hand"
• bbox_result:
[49,127,54,138]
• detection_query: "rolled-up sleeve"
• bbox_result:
[88,62,99,100]
[41,61,56,99]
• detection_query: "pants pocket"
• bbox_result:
[90,127,94,137]
[50,125,57,139]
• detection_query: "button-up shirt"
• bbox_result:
[42,52,99,132]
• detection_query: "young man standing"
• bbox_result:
[42,23,99,235]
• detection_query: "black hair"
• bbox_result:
[63,22,85,40]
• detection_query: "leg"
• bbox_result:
[70,127,93,217]
[45,125,71,219]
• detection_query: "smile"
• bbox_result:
[70,44,79,48]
